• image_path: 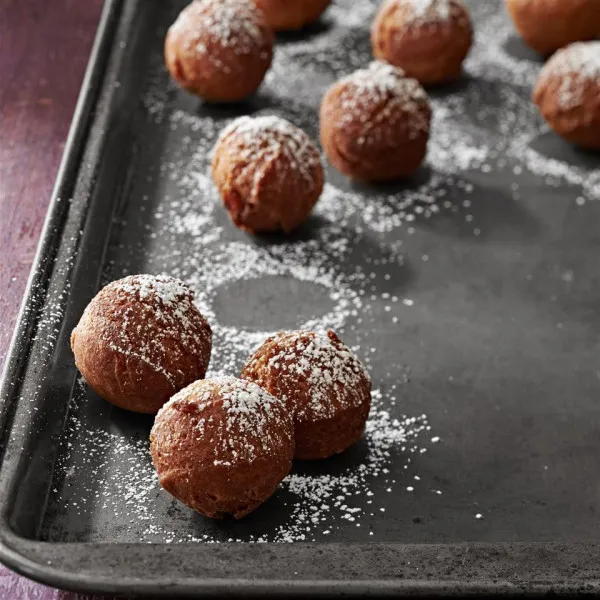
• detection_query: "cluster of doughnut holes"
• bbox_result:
[72,273,371,519]
[167,0,598,235]
[165,0,460,232]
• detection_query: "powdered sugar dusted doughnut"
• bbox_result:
[319,61,431,182]
[505,0,600,56]
[534,41,600,150]
[71,275,212,414]
[211,115,324,233]
[150,376,294,518]
[165,0,273,102]
[252,0,332,31]
[241,330,371,460]
[371,0,473,85]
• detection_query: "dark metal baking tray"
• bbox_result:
[2,0,600,595]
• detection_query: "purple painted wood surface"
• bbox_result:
[0,0,119,598]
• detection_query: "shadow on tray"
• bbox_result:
[193,91,276,121]
[184,438,371,538]
[529,131,600,170]
[412,168,542,243]
[335,164,434,197]
[425,73,474,99]
[246,213,416,296]
[275,17,334,45]
[293,437,370,478]
[502,34,544,64]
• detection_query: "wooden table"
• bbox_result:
[0,1,116,598]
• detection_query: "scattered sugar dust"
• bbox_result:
[46,380,434,543]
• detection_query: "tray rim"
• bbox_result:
[1,0,600,596]
[0,0,122,428]
[2,534,600,597]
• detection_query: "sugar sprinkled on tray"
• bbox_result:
[270,389,432,542]
[46,380,433,542]
[38,0,599,546]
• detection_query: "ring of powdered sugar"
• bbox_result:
[152,153,367,372]
[181,240,364,377]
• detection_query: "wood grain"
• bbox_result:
[0,0,108,598]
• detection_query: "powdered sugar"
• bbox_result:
[537,41,600,110]
[215,115,322,188]
[341,61,426,102]
[541,41,600,81]
[156,376,291,466]
[244,330,370,420]
[243,331,370,422]
[76,274,210,386]
[335,61,430,138]
[403,0,454,22]
[170,0,268,57]
[115,273,191,307]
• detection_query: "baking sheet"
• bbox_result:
[1,0,600,594]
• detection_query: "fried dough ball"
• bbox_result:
[371,0,473,85]
[253,0,331,31]
[212,115,324,232]
[533,41,600,149]
[505,0,600,56]
[71,275,212,414]
[242,330,371,460]
[320,61,431,182]
[165,0,273,102]
[150,376,294,518]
